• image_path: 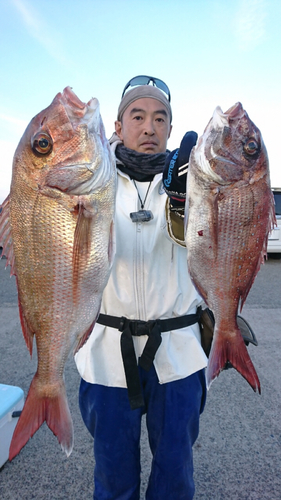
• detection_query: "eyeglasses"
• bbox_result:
[121,75,171,102]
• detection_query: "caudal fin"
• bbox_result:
[206,329,261,393]
[9,375,74,460]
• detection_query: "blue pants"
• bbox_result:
[79,366,206,500]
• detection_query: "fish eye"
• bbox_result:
[244,138,259,155]
[31,132,53,155]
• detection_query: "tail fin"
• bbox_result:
[9,375,74,460]
[206,328,261,393]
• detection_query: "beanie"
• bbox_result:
[117,85,172,122]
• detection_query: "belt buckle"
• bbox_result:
[133,320,149,336]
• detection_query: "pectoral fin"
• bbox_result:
[72,203,93,296]
[108,220,116,269]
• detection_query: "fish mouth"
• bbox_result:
[210,106,229,131]
[209,102,247,167]
[60,87,106,143]
[62,86,89,112]
[61,87,111,186]
[62,86,99,120]
[210,102,245,132]
[194,104,245,182]
[224,102,245,120]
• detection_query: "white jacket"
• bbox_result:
[75,158,207,387]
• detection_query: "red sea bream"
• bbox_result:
[185,102,275,392]
[0,87,116,459]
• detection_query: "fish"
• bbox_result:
[185,102,275,392]
[0,87,116,459]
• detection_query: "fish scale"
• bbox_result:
[217,188,254,285]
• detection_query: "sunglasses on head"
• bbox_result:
[121,75,171,102]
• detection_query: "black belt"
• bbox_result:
[97,311,200,410]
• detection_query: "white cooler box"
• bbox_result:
[0,383,24,468]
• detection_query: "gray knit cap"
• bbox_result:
[117,85,172,123]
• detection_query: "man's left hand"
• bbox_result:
[163,131,198,208]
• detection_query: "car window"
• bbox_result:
[273,192,281,216]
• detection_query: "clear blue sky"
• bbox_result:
[0,0,280,202]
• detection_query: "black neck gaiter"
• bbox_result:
[115,144,169,182]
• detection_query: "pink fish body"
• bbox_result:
[186,102,275,392]
[0,87,116,459]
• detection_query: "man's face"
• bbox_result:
[115,97,172,154]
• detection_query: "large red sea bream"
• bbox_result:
[0,87,116,459]
[185,102,275,392]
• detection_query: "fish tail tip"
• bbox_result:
[9,377,74,459]
[62,442,73,458]
[9,444,21,461]
[206,378,214,391]
[252,379,261,395]
[9,378,45,460]
[45,391,74,456]
[206,349,226,389]
[206,369,222,391]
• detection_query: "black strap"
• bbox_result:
[97,312,200,410]
[97,312,200,333]
[138,321,162,371]
[120,321,144,409]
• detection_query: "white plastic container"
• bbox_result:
[0,383,24,468]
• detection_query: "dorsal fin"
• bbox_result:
[0,195,16,276]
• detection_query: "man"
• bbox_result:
[75,76,208,500]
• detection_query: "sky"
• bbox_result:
[0,0,280,203]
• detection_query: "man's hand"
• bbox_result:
[163,131,198,208]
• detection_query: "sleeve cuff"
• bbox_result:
[165,198,186,247]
